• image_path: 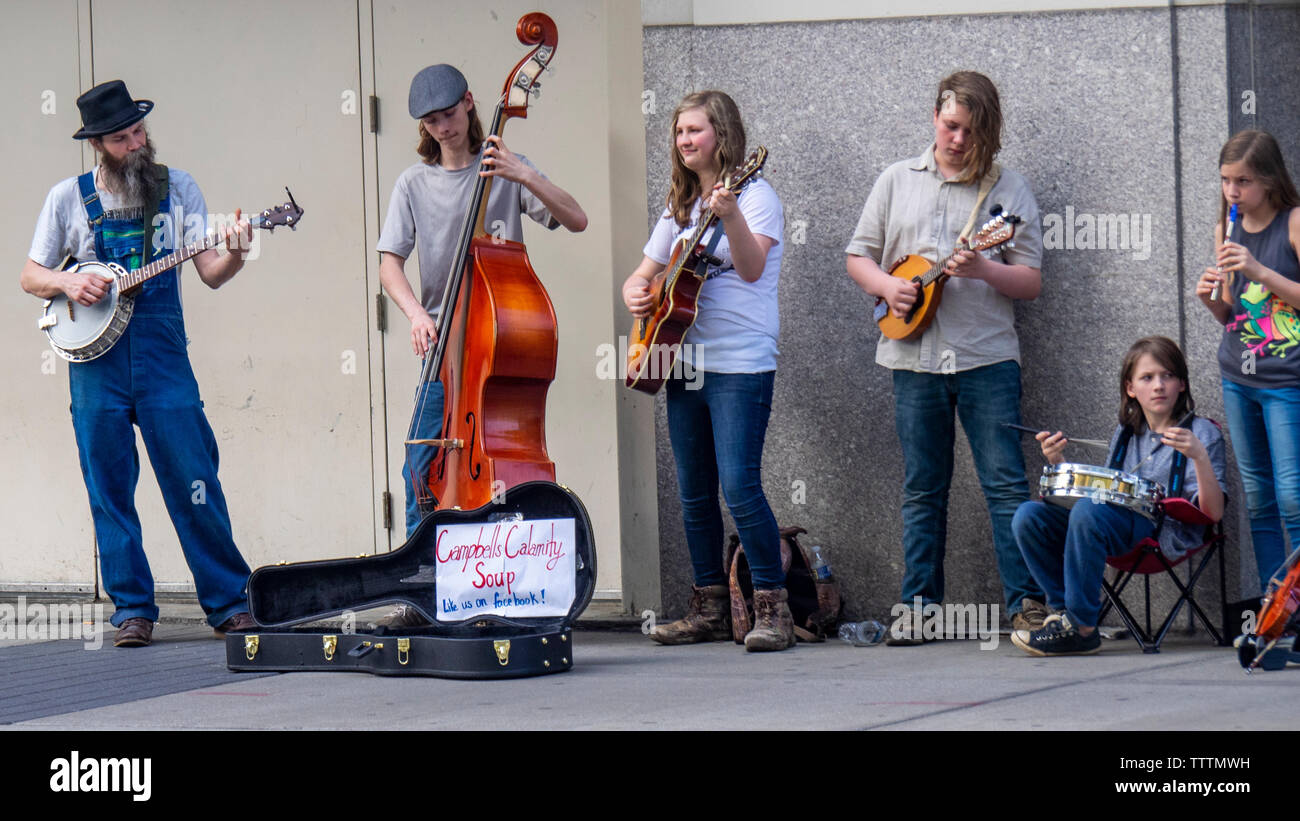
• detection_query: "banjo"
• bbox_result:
[38,189,303,362]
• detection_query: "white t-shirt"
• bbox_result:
[642,177,783,373]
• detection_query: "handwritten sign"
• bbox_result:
[435,518,576,620]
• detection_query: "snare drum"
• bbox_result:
[1039,463,1164,521]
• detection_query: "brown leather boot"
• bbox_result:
[744,588,795,652]
[650,585,731,644]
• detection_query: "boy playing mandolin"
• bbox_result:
[844,71,1047,643]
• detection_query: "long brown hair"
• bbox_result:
[416,98,486,165]
[1217,130,1300,227]
[934,71,1002,184]
[665,90,747,228]
[1118,336,1194,434]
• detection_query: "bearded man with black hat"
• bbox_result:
[20,80,257,648]
[375,63,587,627]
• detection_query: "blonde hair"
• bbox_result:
[665,90,747,228]
[935,71,1002,184]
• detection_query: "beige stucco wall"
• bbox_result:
[1,0,653,609]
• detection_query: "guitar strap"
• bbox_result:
[78,164,171,265]
[699,221,727,279]
[957,162,1001,246]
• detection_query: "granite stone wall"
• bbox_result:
[642,4,1300,627]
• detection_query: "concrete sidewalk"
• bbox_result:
[2,608,1296,730]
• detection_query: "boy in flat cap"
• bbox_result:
[376,65,586,624]
[20,80,256,647]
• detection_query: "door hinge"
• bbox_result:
[368,95,379,134]
[376,292,387,333]
[381,491,392,531]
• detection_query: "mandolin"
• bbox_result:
[873,208,1018,341]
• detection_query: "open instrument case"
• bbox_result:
[225,481,595,679]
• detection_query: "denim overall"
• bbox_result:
[70,170,250,628]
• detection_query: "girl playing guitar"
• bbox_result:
[621,91,790,651]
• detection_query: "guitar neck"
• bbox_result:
[117,217,263,290]
[665,209,720,290]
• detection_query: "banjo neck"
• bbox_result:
[115,216,269,291]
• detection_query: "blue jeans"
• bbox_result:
[892,360,1041,613]
[403,380,445,538]
[1222,379,1300,591]
[69,316,251,628]
[1013,499,1156,627]
[665,371,783,589]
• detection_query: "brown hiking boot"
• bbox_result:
[744,588,795,652]
[650,585,731,645]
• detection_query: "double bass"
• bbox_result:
[409,12,560,515]
[235,15,595,678]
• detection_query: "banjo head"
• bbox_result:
[40,261,132,361]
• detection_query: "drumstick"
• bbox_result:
[1210,203,1239,302]
[1003,422,1109,449]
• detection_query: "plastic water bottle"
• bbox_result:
[808,544,833,582]
[838,619,887,646]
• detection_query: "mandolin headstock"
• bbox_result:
[968,205,1019,252]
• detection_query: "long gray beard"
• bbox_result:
[100,137,158,207]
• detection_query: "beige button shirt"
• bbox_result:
[845,145,1043,373]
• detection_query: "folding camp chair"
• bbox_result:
[1098,496,1227,653]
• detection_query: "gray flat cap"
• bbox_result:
[408,64,469,119]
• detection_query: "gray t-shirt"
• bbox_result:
[376,152,558,320]
[29,167,208,281]
[1107,417,1227,559]
[845,145,1043,373]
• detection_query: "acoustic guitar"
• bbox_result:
[624,147,767,394]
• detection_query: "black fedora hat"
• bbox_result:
[72,80,153,140]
